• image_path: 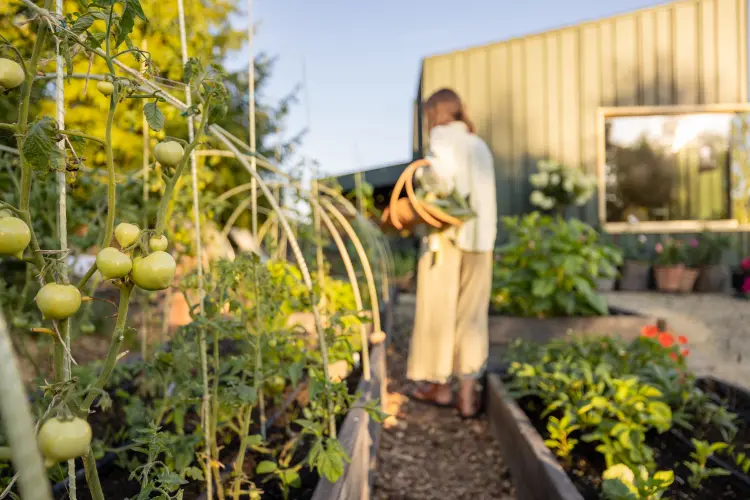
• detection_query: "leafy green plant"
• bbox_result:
[696,233,731,266]
[683,439,731,489]
[602,464,673,500]
[653,238,684,266]
[544,411,579,464]
[492,213,622,317]
[622,235,653,262]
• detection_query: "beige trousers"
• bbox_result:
[406,236,492,383]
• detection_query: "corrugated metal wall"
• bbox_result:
[415,0,750,257]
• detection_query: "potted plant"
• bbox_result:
[619,235,652,291]
[695,233,732,293]
[653,238,685,292]
[679,238,701,293]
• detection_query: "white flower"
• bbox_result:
[541,196,556,209]
[627,214,640,225]
[563,179,574,192]
[574,195,588,206]
[530,190,546,207]
[530,171,549,188]
[638,234,647,243]
[538,161,556,172]
[550,173,560,185]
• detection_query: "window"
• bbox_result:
[598,106,750,232]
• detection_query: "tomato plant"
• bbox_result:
[0,1,388,498]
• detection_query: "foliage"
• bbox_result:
[491,213,622,317]
[529,159,597,211]
[622,235,652,262]
[505,334,741,497]
[696,233,731,266]
[0,1,384,498]
[653,238,685,267]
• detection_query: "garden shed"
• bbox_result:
[409,0,750,255]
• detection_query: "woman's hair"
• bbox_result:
[424,88,475,133]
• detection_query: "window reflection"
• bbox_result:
[602,112,750,224]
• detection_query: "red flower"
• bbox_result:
[670,348,690,361]
[681,348,690,357]
[742,277,750,294]
[677,335,688,345]
[658,332,675,348]
[742,257,750,271]
[670,352,678,361]
[641,325,659,338]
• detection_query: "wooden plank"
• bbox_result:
[525,36,546,169]
[700,0,718,103]
[655,8,673,104]
[487,374,584,500]
[599,20,616,106]
[639,10,657,105]
[510,41,526,213]
[560,30,580,172]
[580,24,601,224]
[674,2,700,105]
[311,342,387,500]
[488,44,513,232]
[614,16,638,105]
[467,48,490,138]
[716,0,741,102]
[545,33,561,159]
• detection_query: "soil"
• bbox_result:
[372,297,516,500]
[514,385,750,500]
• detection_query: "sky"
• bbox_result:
[228,0,671,178]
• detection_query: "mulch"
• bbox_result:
[372,297,516,500]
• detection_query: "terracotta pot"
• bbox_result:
[654,265,684,292]
[695,264,730,293]
[619,261,651,291]
[679,267,699,293]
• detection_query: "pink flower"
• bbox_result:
[742,276,750,294]
[741,257,750,271]
[690,239,698,247]
[655,243,664,254]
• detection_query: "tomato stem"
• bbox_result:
[154,97,212,235]
[100,94,118,249]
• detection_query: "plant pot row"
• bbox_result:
[617,260,732,293]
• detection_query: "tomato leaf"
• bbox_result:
[287,361,304,386]
[21,117,60,172]
[144,101,165,132]
[256,460,277,475]
[124,36,141,62]
[115,3,135,48]
[281,469,302,488]
[71,14,95,35]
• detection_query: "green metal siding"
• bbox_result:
[415,0,750,258]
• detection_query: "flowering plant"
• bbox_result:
[740,257,750,297]
[529,160,597,211]
[641,324,690,361]
[654,238,685,266]
[623,234,652,262]
[682,238,702,268]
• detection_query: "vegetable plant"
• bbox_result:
[0,0,387,498]
[492,212,622,317]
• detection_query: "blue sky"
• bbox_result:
[229,0,669,177]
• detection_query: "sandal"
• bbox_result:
[409,383,454,408]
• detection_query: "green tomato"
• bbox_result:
[36,283,82,320]
[0,209,13,218]
[80,323,96,334]
[131,251,176,291]
[114,222,140,248]
[0,58,25,90]
[149,235,168,252]
[96,81,114,96]
[265,375,286,395]
[96,247,133,279]
[153,141,185,167]
[0,216,31,256]
[268,338,277,348]
[38,417,92,468]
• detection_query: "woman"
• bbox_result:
[407,88,497,418]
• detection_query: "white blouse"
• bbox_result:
[421,121,497,253]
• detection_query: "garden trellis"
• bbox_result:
[0,1,392,499]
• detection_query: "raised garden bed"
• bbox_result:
[486,335,750,500]
[488,306,656,349]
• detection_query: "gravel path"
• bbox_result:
[373,297,515,500]
[605,292,750,387]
